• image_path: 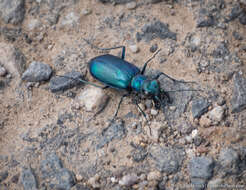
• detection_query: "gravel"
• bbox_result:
[0,0,25,24]
[231,73,246,113]
[192,98,211,119]
[22,61,52,82]
[149,145,185,174]
[20,168,38,190]
[49,71,84,92]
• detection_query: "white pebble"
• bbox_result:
[126,2,137,10]
[77,86,109,112]
[0,66,7,76]
[150,109,158,116]
[119,174,139,186]
[129,45,139,53]
[191,129,198,139]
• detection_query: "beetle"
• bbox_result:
[59,39,197,121]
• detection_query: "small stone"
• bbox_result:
[189,156,214,180]
[0,171,8,183]
[219,148,240,175]
[82,9,92,16]
[75,174,83,182]
[129,44,139,53]
[196,146,209,154]
[0,0,25,24]
[22,61,52,82]
[88,174,100,188]
[192,98,210,119]
[191,129,198,139]
[0,43,26,77]
[20,168,37,190]
[119,174,139,186]
[110,177,117,183]
[138,20,177,41]
[199,115,212,127]
[150,109,158,116]
[150,44,158,53]
[50,71,84,92]
[145,99,153,109]
[169,106,176,111]
[126,2,137,10]
[28,19,41,30]
[231,73,246,113]
[147,121,164,142]
[61,12,79,26]
[197,8,215,27]
[147,171,162,181]
[0,65,7,76]
[149,145,185,174]
[208,106,224,123]
[239,12,246,25]
[217,97,225,106]
[185,135,193,143]
[77,86,110,112]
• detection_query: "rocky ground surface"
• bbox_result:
[0,0,246,189]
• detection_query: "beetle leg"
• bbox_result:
[153,72,197,84]
[82,38,126,59]
[102,86,110,89]
[112,93,129,121]
[135,102,147,121]
[141,49,162,74]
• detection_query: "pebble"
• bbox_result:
[0,43,26,77]
[189,156,214,180]
[147,171,162,181]
[0,171,8,183]
[150,44,158,53]
[199,115,212,127]
[88,174,101,188]
[49,71,84,92]
[147,121,164,142]
[77,86,110,112]
[28,19,41,30]
[208,106,224,124]
[20,168,38,190]
[61,12,79,26]
[82,9,92,16]
[129,44,139,53]
[191,129,198,139]
[150,109,158,116]
[0,0,25,24]
[192,98,211,119]
[119,173,139,186]
[0,65,7,76]
[231,72,246,113]
[22,61,52,82]
[126,2,137,10]
[149,145,185,174]
[219,148,240,175]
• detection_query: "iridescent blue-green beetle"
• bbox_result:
[62,39,196,120]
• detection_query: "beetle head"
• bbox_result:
[142,79,160,96]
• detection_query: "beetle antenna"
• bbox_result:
[164,89,203,92]
[55,75,105,89]
[141,48,162,74]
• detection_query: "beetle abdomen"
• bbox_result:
[89,54,140,89]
